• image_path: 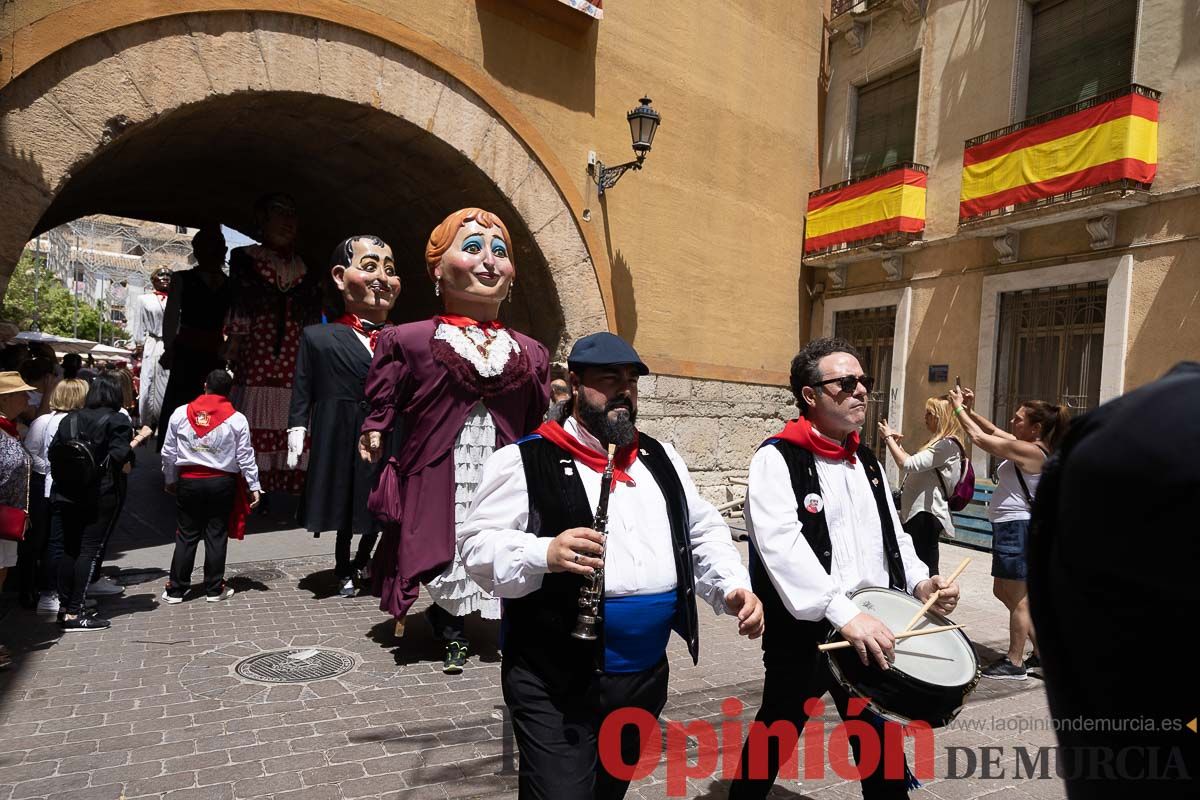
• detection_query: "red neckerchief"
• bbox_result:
[153,290,168,300]
[0,415,18,438]
[437,314,504,331]
[186,394,236,438]
[768,416,860,464]
[534,420,639,487]
[333,313,389,351]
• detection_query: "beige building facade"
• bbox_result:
[0,0,823,494]
[808,0,1200,484]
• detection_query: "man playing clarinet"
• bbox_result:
[728,337,961,800]
[459,332,765,800]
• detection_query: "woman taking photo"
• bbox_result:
[949,385,1069,680]
[878,395,966,575]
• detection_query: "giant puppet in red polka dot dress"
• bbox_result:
[225,194,322,494]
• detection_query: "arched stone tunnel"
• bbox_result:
[0,9,610,354]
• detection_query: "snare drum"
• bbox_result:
[825,587,980,728]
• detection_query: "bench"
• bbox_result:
[947,482,995,551]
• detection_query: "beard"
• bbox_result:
[577,394,637,447]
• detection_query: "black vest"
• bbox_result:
[505,432,701,667]
[749,439,906,654]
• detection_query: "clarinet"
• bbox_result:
[570,443,617,641]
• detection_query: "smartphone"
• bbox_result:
[955,375,961,389]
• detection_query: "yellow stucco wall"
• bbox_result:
[0,0,824,385]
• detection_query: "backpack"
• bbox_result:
[935,436,975,512]
[48,413,103,495]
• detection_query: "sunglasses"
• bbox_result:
[811,374,875,394]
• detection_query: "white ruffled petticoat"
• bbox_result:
[424,401,501,620]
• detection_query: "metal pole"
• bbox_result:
[72,229,80,339]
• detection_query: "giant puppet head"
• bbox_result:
[425,208,515,312]
[329,235,400,321]
[254,192,299,252]
[150,267,172,293]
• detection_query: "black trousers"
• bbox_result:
[168,475,236,597]
[426,602,467,645]
[728,638,911,800]
[902,511,941,576]
[15,473,48,597]
[334,526,378,578]
[502,647,669,800]
[53,485,120,615]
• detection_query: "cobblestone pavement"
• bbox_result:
[0,457,1066,799]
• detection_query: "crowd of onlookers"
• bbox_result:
[1,337,155,665]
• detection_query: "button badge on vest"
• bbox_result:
[803,493,823,514]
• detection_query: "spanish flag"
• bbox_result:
[960,87,1159,221]
[805,165,927,255]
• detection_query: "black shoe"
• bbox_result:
[1023,654,1043,678]
[443,642,468,675]
[60,615,111,631]
[982,659,1027,681]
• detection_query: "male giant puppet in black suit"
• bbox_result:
[287,235,401,596]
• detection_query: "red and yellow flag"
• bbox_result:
[960,89,1158,220]
[805,166,926,255]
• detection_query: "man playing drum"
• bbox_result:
[728,337,961,800]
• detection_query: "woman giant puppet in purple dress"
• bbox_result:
[359,208,549,674]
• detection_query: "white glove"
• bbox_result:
[286,427,305,469]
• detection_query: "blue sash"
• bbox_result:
[603,591,677,673]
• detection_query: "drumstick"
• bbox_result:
[818,624,966,652]
[901,557,971,634]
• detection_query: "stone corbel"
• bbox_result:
[845,20,869,54]
[898,0,926,23]
[881,253,903,281]
[1085,213,1115,250]
[993,230,1019,265]
[828,264,849,290]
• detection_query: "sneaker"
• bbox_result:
[205,587,234,603]
[87,576,125,596]
[1024,654,1043,678]
[443,642,468,675]
[982,659,1027,681]
[160,591,184,605]
[36,593,60,614]
[338,577,357,598]
[60,615,111,632]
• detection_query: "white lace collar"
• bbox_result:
[433,323,520,378]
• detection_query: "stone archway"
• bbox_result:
[0,9,608,353]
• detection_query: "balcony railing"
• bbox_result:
[832,0,886,16]
[804,162,928,258]
[960,84,1160,224]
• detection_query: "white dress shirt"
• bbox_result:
[160,405,262,492]
[458,416,751,615]
[746,443,930,630]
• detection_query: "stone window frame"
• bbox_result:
[840,50,925,183]
[971,254,1133,478]
[821,285,913,488]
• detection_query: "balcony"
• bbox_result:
[831,0,924,23]
[958,84,1160,236]
[803,162,928,267]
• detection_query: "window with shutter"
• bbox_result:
[1026,0,1138,118]
[850,63,919,179]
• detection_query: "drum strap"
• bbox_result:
[765,439,906,590]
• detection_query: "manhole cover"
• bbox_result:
[233,569,286,582]
[235,648,355,684]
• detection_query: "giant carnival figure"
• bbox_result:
[225,193,321,496]
[132,267,172,429]
[288,235,401,598]
[360,208,550,674]
[157,226,232,445]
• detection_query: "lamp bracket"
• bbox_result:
[588,156,645,195]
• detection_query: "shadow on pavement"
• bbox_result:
[297,567,345,600]
[365,608,503,667]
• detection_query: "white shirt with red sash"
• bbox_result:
[161,396,262,492]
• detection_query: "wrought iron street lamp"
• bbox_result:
[588,97,662,195]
